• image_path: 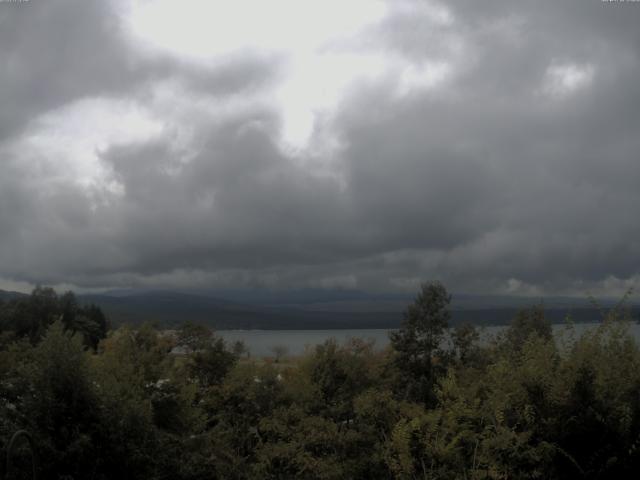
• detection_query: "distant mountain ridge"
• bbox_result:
[1,288,637,329]
[88,287,630,308]
[0,289,27,301]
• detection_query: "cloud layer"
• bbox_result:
[1,0,639,296]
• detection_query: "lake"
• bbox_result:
[218,322,640,357]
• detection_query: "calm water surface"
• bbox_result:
[218,323,640,357]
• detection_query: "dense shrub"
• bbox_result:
[1,285,639,479]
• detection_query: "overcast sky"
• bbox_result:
[1,0,639,296]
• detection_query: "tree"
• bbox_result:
[0,288,108,348]
[389,281,451,406]
[271,345,289,363]
[26,321,101,479]
[304,338,378,423]
[75,303,109,349]
[504,304,552,353]
[177,321,213,353]
[177,321,239,388]
[451,323,480,365]
[0,286,59,343]
[188,337,238,388]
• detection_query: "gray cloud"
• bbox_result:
[0,0,639,296]
[0,0,280,140]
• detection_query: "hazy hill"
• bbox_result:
[0,289,27,301]
[2,288,637,329]
[77,289,640,329]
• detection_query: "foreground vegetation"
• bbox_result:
[1,284,639,479]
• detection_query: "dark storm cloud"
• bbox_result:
[0,0,284,287]
[0,0,639,295]
[0,0,135,140]
[337,0,640,292]
[100,121,353,272]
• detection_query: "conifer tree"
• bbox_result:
[390,281,451,406]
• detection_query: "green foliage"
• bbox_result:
[21,321,101,479]
[188,338,238,389]
[504,305,552,354]
[1,285,640,479]
[0,287,108,348]
[254,405,344,479]
[451,322,481,365]
[304,337,380,421]
[389,281,451,405]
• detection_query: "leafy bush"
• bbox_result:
[2,285,640,479]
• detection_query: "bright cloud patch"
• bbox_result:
[542,62,595,97]
[127,0,387,59]
[126,0,456,152]
[395,61,451,98]
[12,98,165,204]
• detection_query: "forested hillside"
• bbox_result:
[4,288,633,330]
[1,283,640,479]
